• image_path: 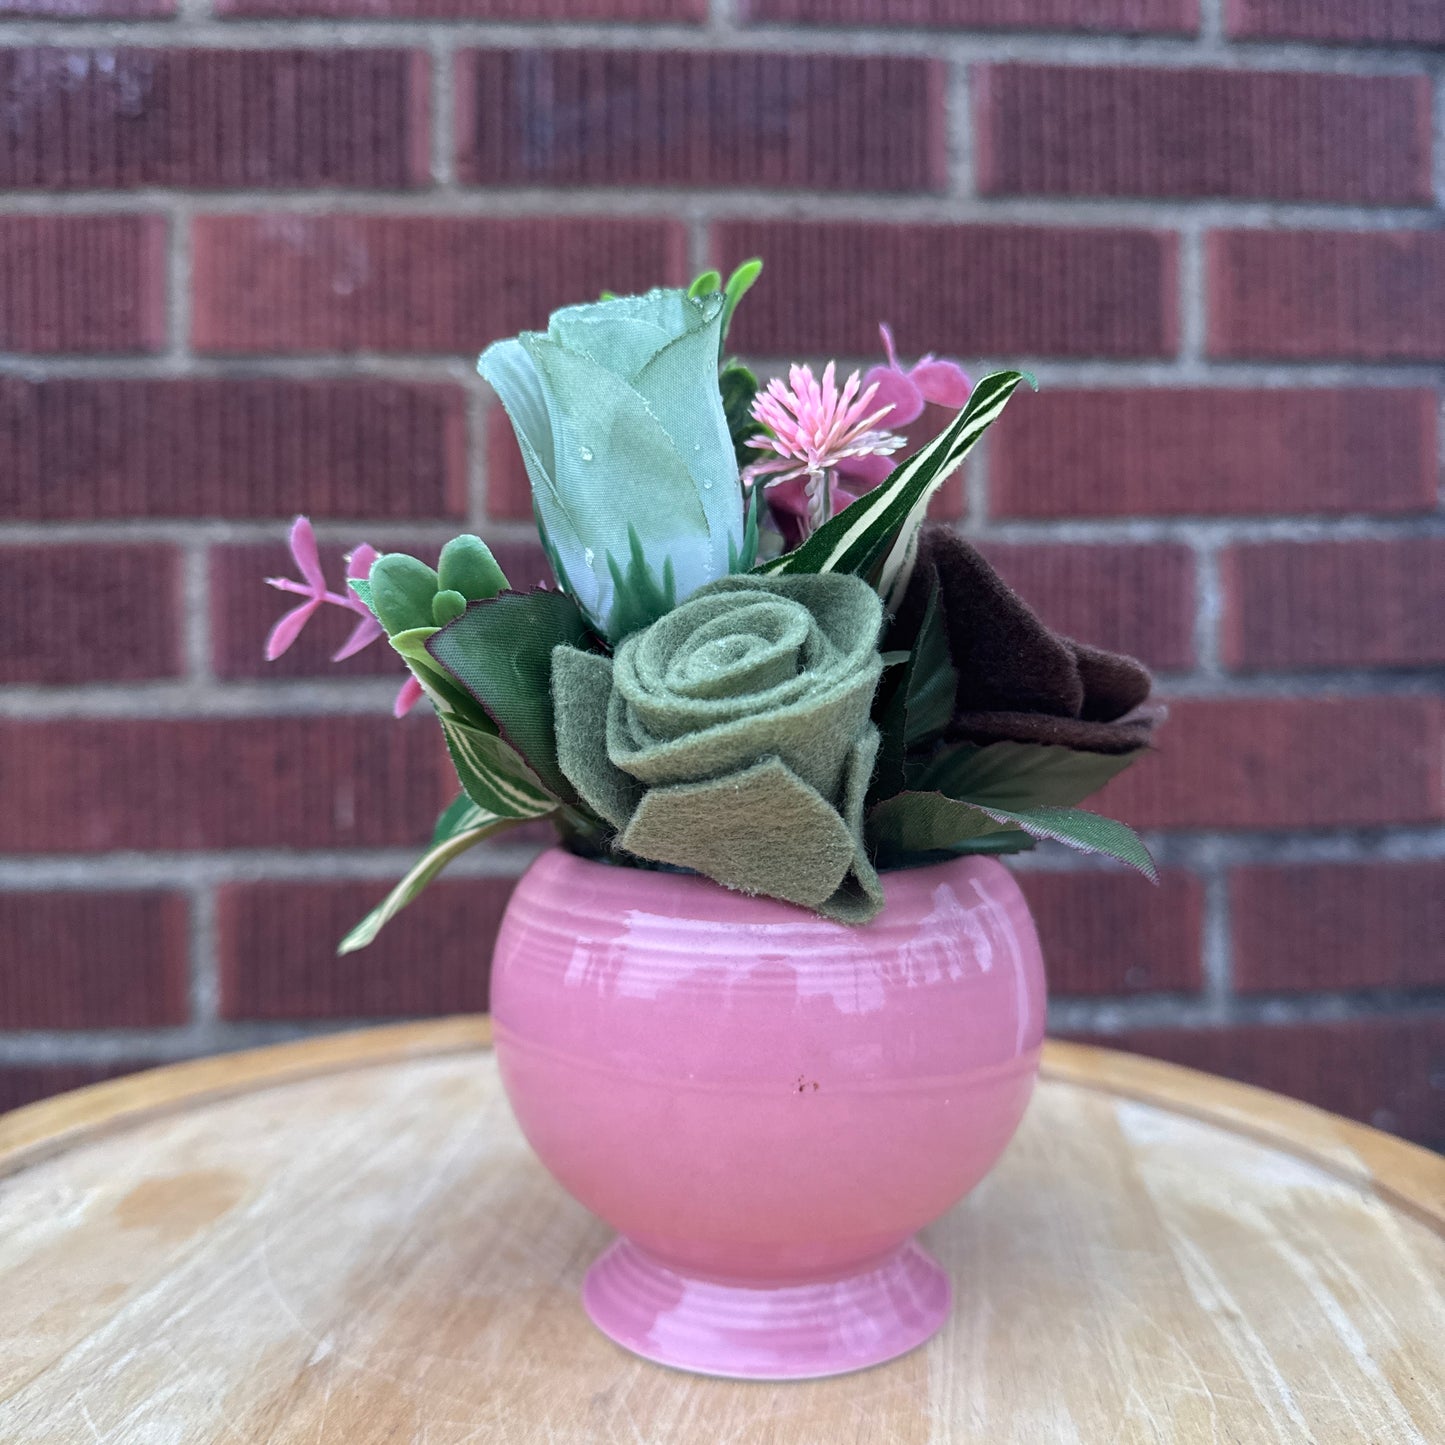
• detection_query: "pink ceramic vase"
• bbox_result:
[490,847,1046,1380]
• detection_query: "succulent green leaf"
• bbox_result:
[757,370,1032,600]
[688,269,722,299]
[605,525,678,642]
[432,589,467,626]
[720,258,762,344]
[338,805,516,954]
[370,554,441,636]
[438,535,509,601]
[727,488,761,574]
[425,588,593,805]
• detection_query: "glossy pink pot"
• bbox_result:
[490,847,1046,1380]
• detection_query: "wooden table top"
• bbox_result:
[0,1020,1441,1444]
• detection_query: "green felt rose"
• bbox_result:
[552,573,886,922]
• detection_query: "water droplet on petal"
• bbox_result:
[584,548,595,566]
[579,446,594,462]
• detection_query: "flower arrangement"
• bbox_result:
[266,262,1158,951]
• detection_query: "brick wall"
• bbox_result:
[1,0,1442,1148]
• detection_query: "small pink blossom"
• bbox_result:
[743,362,905,540]
[859,324,970,432]
[264,516,417,717]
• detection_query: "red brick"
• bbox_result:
[0,216,165,354]
[715,221,1177,359]
[981,543,1195,672]
[0,891,189,1029]
[0,1062,150,1116]
[1209,230,1445,362]
[1100,697,1444,831]
[0,0,172,13]
[1077,1017,1445,1143]
[214,536,554,682]
[0,378,466,521]
[976,65,1430,205]
[221,0,700,15]
[0,716,450,854]
[191,215,688,355]
[456,49,944,193]
[218,877,516,1020]
[1019,869,1202,995]
[1231,862,1445,994]
[988,388,1438,520]
[1,544,182,685]
[1225,0,1445,46]
[742,0,1197,33]
[0,50,429,190]
[1222,539,1445,672]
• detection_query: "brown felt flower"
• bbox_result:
[887,523,1156,756]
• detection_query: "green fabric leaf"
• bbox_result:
[338,807,516,954]
[975,804,1157,880]
[438,535,509,601]
[758,370,1032,601]
[347,576,377,618]
[432,589,467,626]
[869,790,1018,861]
[914,741,1144,811]
[438,712,557,817]
[371,554,440,636]
[425,588,593,805]
[874,582,955,799]
[386,625,477,718]
[605,526,678,643]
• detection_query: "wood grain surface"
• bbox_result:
[0,1021,1441,1444]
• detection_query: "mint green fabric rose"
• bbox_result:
[551,573,886,922]
[479,288,744,643]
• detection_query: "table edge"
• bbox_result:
[1,1020,1440,1232]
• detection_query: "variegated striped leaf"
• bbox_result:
[338,805,516,954]
[439,713,558,819]
[757,370,1032,602]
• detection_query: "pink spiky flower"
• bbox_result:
[264,516,422,718]
[742,362,905,537]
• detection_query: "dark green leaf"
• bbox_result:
[720,361,761,468]
[868,790,1017,861]
[438,535,509,601]
[425,588,593,804]
[370,554,439,636]
[972,804,1157,881]
[915,741,1144,811]
[873,582,956,798]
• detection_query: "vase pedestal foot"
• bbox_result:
[581,1237,951,1380]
